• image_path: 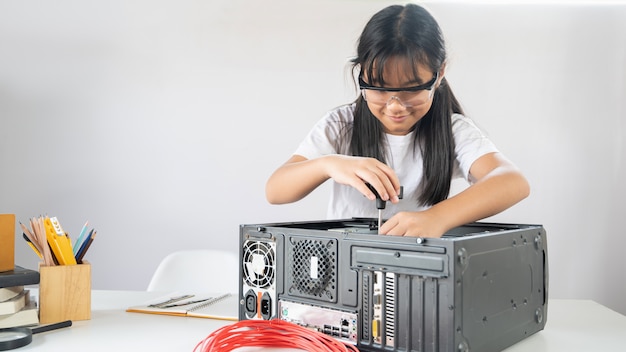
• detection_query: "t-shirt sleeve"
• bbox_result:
[293,106,353,159]
[452,115,499,183]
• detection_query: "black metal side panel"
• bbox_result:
[457,226,548,352]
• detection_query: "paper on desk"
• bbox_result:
[126,292,238,321]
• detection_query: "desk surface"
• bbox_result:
[19,290,626,351]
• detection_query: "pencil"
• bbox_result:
[73,221,89,255]
[20,222,42,254]
[76,232,96,264]
[34,216,55,266]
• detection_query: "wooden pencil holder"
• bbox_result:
[38,262,91,323]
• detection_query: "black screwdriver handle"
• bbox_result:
[366,184,403,210]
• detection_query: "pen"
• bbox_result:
[160,298,211,309]
[148,295,195,308]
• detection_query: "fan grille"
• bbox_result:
[288,238,337,301]
[242,240,276,289]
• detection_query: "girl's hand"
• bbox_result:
[322,155,401,203]
[379,152,530,238]
[379,210,447,238]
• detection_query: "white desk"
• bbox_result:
[19,290,626,351]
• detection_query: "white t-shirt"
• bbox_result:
[294,103,499,220]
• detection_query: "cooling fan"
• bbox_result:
[288,237,337,302]
[242,240,276,288]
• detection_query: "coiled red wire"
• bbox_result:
[193,319,360,352]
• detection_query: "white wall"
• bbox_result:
[1,0,624,315]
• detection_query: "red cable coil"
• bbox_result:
[193,319,360,352]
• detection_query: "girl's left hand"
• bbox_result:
[379,210,447,238]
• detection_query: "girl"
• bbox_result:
[265,4,529,238]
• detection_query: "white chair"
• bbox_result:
[147,249,239,294]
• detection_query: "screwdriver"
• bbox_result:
[366,184,403,232]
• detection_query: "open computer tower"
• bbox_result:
[238,219,548,352]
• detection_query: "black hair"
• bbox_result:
[349,4,464,206]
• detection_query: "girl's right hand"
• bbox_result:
[321,155,402,204]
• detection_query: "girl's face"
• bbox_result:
[362,57,442,136]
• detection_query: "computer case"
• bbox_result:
[238,218,548,352]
